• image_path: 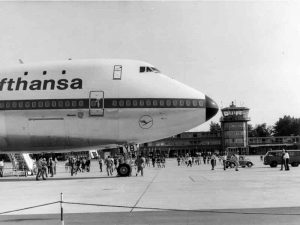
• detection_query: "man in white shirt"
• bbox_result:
[283,150,290,171]
[0,159,4,177]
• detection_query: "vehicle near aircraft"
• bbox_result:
[226,156,254,168]
[264,149,300,167]
[0,58,218,176]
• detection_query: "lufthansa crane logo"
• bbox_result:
[139,115,153,129]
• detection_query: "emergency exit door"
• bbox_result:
[89,91,104,116]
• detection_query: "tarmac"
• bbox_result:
[1,156,300,224]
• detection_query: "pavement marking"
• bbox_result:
[199,176,211,181]
[130,170,161,213]
[189,176,195,182]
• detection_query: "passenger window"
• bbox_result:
[179,100,185,107]
[25,102,30,108]
[172,100,178,107]
[12,102,17,108]
[133,100,138,107]
[79,100,84,107]
[58,101,63,108]
[159,100,165,107]
[186,100,191,107]
[192,100,198,107]
[112,100,118,107]
[166,100,171,107]
[153,100,158,107]
[38,101,43,108]
[18,102,23,108]
[65,101,70,107]
[119,100,124,107]
[139,100,145,107]
[31,102,37,108]
[52,101,57,107]
[126,100,131,107]
[71,101,77,107]
[45,101,50,108]
[0,102,4,109]
[146,100,151,107]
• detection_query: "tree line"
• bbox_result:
[209,115,300,137]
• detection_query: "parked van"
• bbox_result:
[264,150,300,167]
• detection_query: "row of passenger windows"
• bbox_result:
[0,100,85,109]
[23,70,67,76]
[111,99,204,108]
[0,99,205,110]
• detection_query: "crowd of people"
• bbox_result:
[65,157,91,176]
[0,148,293,180]
[35,157,58,180]
[176,152,240,171]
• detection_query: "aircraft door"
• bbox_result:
[89,91,104,116]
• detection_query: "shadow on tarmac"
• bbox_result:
[1,208,300,225]
[0,175,120,182]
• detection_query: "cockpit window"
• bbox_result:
[151,67,160,73]
[140,67,146,73]
[139,66,160,73]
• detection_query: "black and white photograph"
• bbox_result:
[0,1,300,224]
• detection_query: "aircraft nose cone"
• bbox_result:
[205,95,218,121]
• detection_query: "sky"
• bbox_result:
[0,1,299,131]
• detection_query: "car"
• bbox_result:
[226,156,254,168]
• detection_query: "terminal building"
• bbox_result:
[139,102,300,157]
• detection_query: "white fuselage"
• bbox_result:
[0,59,218,153]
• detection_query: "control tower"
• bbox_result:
[220,102,250,155]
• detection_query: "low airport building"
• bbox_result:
[139,102,300,157]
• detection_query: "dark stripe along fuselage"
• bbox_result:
[0,98,205,110]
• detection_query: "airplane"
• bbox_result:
[0,58,218,176]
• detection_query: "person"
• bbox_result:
[113,157,118,171]
[152,156,156,167]
[156,157,161,168]
[69,157,75,176]
[0,159,4,177]
[222,152,227,171]
[177,156,181,166]
[135,156,145,176]
[161,157,166,168]
[48,158,54,177]
[231,154,239,171]
[53,157,58,175]
[42,158,48,178]
[280,149,285,171]
[81,157,86,172]
[36,158,46,180]
[146,157,150,167]
[75,157,81,174]
[187,155,192,167]
[98,157,103,172]
[283,150,290,171]
[105,156,113,176]
[86,158,91,172]
[211,153,217,170]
